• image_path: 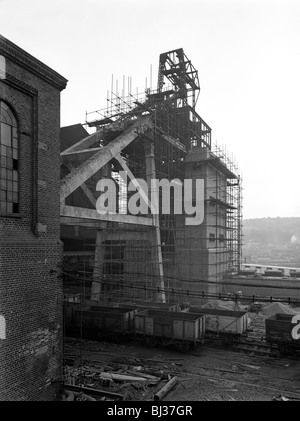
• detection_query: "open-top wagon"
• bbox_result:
[134,309,206,352]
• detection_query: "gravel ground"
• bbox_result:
[64,336,300,401]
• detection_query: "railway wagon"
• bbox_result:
[184,306,249,336]
[134,309,205,352]
[265,313,300,355]
[73,305,137,341]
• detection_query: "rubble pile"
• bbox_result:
[201,300,239,311]
[260,302,297,318]
[62,341,181,402]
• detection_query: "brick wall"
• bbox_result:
[0,35,67,401]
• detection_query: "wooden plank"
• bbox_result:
[64,383,124,400]
[100,372,148,382]
[125,370,159,380]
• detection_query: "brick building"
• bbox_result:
[0,35,67,400]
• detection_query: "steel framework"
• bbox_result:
[61,48,243,305]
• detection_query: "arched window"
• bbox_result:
[0,101,19,214]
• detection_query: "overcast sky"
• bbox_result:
[0,0,299,220]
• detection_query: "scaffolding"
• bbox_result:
[61,48,243,305]
[211,144,243,274]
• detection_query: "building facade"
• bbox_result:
[0,35,67,400]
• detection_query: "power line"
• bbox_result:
[62,270,300,304]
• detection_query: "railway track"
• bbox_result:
[194,332,280,357]
[63,328,300,401]
[63,337,300,401]
[64,334,282,360]
[229,341,278,357]
[65,330,300,362]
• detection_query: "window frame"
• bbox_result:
[0,100,20,216]
[209,233,216,242]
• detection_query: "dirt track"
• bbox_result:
[64,336,300,401]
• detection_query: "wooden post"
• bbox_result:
[154,376,178,401]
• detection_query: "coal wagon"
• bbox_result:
[73,305,137,341]
[265,313,300,356]
[183,306,249,343]
[134,309,205,352]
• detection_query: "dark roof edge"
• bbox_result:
[61,123,88,130]
[0,34,68,91]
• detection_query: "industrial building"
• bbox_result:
[60,48,243,305]
[1,37,246,400]
[3,34,300,403]
[0,35,67,400]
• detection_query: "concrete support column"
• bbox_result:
[91,163,110,302]
[144,140,165,302]
[91,229,107,301]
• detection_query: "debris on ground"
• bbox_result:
[272,394,300,401]
[62,335,300,402]
[63,355,173,401]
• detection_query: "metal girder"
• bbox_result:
[114,153,156,214]
[61,148,103,166]
[60,116,152,202]
[60,204,154,226]
[61,130,104,155]
[157,48,200,108]
[60,216,107,228]
[63,161,97,207]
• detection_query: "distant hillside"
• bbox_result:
[243,217,300,246]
